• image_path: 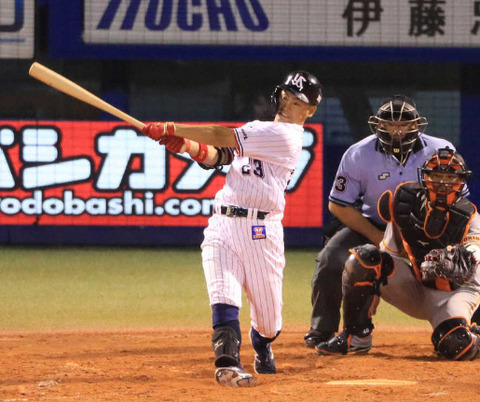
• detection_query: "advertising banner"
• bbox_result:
[0,121,323,231]
[83,0,480,48]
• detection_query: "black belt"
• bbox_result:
[220,206,269,220]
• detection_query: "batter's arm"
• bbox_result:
[159,136,220,166]
[172,124,238,148]
[185,141,220,166]
[329,201,384,247]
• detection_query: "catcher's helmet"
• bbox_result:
[419,148,471,208]
[368,95,428,165]
[271,71,322,113]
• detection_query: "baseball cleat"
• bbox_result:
[215,366,257,387]
[253,344,276,374]
[304,330,335,348]
[316,331,372,356]
[249,328,276,374]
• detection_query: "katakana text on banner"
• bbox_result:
[0,121,323,228]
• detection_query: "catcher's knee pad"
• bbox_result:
[344,245,394,292]
[212,326,240,367]
[432,317,480,361]
[341,245,394,336]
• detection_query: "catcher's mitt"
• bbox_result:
[420,245,477,284]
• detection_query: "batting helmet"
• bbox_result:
[368,95,428,165]
[271,71,322,113]
[419,148,471,208]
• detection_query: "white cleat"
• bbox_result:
[215,366,257,387]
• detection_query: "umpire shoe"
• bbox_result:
[304,329,335,348]
[215,366,257,387]
[316,331,372,356]
[249,328,276,374]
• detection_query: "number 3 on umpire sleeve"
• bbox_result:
[334,175,347,192]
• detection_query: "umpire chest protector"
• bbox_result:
[378,181,476,290]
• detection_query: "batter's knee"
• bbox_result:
[432,317,480,361]
[254,325,280,339]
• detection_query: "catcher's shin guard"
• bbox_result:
[342,245,394,336]
[432,317,480,361]
[212,327,241,367]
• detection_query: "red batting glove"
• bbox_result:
[159,137,190,154]
[142,122,176,141]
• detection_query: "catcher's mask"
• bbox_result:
[271,71,322,114]
[419,148,471,209]
[368,95,428,165]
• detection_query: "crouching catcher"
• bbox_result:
[317,148,480,360]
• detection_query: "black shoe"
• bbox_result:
[249,328,276,374]
[316,331,372,356]
[304,330,335,348]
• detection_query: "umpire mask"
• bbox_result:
[368,95,428,165]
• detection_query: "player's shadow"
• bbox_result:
[368,346,440,362]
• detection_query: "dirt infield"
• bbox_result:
[1,326,479,401]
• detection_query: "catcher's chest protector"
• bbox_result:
[392,182,475,289]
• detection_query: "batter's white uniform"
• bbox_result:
[201,120,304,338]
[380,214,480,329]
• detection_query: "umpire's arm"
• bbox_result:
[329,201,384,247]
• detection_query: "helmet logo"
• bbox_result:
[288,73,307,91]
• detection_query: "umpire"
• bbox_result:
[305,95,462,347]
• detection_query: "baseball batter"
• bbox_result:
[305,95,463,348]
[317,148,480,360]
[142,71,322,387]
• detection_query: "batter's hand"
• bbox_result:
[159,136,189,154]
[420,245,476,284]
[142,122,176,141]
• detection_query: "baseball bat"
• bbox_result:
[28,62,145,130]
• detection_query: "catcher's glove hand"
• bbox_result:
[420,245,477,284]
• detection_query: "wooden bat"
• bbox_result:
[28,62,145,130]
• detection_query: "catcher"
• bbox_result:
[317,148,480,360]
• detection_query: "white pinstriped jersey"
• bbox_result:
[213,120,304,217]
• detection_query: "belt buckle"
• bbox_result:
[225,206,234,217]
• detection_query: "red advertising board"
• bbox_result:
[0,121,323,228]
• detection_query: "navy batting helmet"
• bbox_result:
[271,71,323,113]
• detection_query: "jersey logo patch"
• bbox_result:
[378,172,390,180]
[252,225,266,240]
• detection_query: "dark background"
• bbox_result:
[1,1,480,246]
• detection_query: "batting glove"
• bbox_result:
[159,136,190,154]
[142,122,176,141]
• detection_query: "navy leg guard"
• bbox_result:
[212,303,241,342]
[212,304,242,367]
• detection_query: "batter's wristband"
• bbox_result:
[164,121,176,136]
[192,143,209,162]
